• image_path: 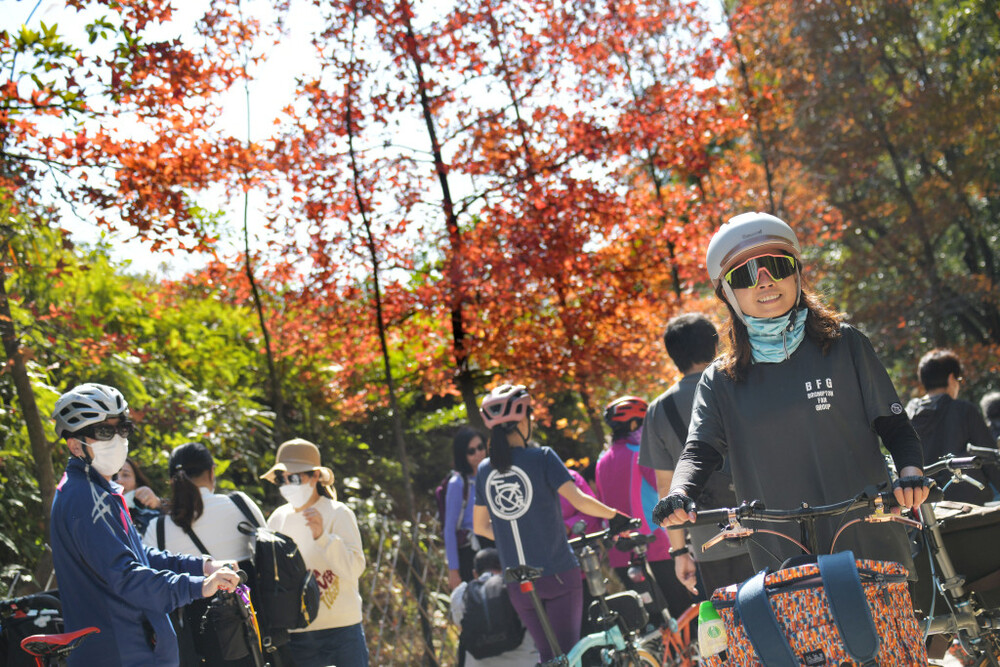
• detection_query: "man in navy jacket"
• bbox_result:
[50,383,240,666]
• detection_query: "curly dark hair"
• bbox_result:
[716,282,844,382]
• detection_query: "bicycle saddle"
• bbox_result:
[20,626,100,658]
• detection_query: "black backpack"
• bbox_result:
[459,574,525,660]
[230,494,321,644]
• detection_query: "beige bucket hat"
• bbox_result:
[261,438,334,485]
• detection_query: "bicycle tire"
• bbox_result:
[611,647,660,667]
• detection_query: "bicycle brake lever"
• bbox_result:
[866,513,923,530]
[701,522,754,553]
[953,470,986,491]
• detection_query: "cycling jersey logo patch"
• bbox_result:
[804,377,834,412]
[485,466,533,521]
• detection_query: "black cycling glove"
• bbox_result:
[652,494,696,527]
[608,512,633,536]
[892,476,933,491]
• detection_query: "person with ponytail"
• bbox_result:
[144,442,266,561]
[261,438,368,667]
[473,384,631,663]
[143,442,267,665]
[654,212,930,576]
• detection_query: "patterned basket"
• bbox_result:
[701,558,927,666]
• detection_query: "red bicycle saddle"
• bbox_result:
[20,626,100,657]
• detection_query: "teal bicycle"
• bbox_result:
[504,519,659,666]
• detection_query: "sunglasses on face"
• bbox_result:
[81,420,135,441]
[724,254,797,289]
[467,443,486,456]
[275,471,312,486]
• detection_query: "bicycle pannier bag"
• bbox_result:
[459,573,525,659]
[701,552,927,667]
[198,593,251,661]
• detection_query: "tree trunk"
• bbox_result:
[344,58,418,517]
[242,197,285,444]
[0,261,56,540]
[400,5,484,429]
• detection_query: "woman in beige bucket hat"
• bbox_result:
[262,438,369,666]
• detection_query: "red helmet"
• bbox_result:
[603,396,648,428]
[480,384,532,430]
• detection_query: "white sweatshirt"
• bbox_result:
[267,496,366,630]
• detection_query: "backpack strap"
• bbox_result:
[183,524,212,557]
[818,551,879,664]
[155,516,165,551]
[229,492,262,528]
[734,570,798,667]
[457,474,470,533]
[660,394,688,444]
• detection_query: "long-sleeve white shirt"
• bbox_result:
[142,488,266,562]
[267,496,366,630]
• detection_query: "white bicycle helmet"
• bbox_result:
[53,383,129,438]
[706,212,802,322]
[480,384,531,430]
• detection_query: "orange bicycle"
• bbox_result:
[613,533,700,667]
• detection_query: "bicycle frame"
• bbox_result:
[562,623,630,666]
[915,451,1000,659]
[616,533,700,667]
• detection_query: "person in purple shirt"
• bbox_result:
[596,396,695,619]
[445,425,490,590]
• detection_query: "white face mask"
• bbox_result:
[89,435,129,478]
[279,482,315,509]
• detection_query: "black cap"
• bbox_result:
[169,442,213,476]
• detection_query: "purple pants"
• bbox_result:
[507,567,583,662]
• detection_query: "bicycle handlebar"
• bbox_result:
[682,483,943,528]
[923,447,1000,478]
[567,518,642,550]
[685,489,880,527]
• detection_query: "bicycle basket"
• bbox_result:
[704,555,926,667]
[589,591,649,634]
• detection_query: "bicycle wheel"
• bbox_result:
[611,646,660,667]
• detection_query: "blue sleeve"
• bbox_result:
[444,473,465,569]
[71,505,204,614]
[543,447,573,491]
[144,544,205,577]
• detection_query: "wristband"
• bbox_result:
[669,546,690,558]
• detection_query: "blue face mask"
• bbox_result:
[745,308,808,363]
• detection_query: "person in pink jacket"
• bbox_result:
[595,396,696,620]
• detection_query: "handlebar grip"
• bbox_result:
[689,507,733,526]
[966,444,1000,459]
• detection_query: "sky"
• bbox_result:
[2,0,321,278]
